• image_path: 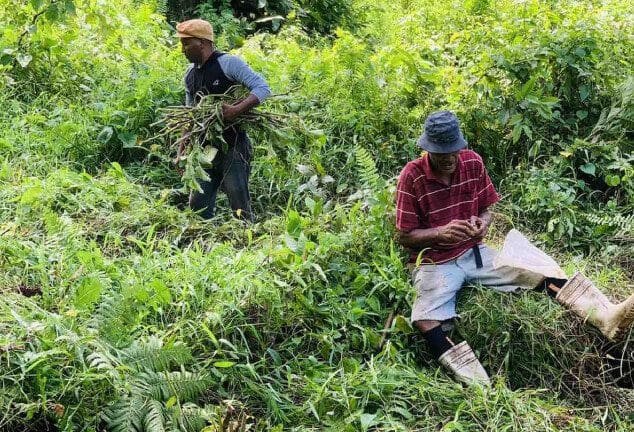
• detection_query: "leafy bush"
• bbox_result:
[1,0,633,430]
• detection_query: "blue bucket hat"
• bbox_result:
[417,110,467,153]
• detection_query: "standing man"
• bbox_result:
[395,111,634,385]
[176,19,271,221]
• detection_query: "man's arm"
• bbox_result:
[218,55,271,123]
[222,94,260,123]
[398,220,476,250]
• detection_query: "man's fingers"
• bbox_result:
[450,224,474,237]
[447,228,470,240]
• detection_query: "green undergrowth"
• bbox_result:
[1,0,633,430]
[0,155,632,430]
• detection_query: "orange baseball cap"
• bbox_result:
[176,19,214,42]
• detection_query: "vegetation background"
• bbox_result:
[0,0,632,430]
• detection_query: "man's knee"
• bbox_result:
[413,320,441,333]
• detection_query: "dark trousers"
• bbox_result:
[189,131,253,221]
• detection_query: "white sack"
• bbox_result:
[493,229,567,280]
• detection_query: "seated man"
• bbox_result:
[396,110,634,385]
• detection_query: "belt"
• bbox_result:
[472,245,483,269]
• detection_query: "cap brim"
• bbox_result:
[176,31,192,38]
[416,134,467,153]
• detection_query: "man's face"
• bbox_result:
[180,37,204,64]
[429,151,460,175]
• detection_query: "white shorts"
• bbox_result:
[410,245,544,323]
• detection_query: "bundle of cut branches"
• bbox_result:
[148,86,287,192]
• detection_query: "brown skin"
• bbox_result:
[175,37,260,162]
[399,150,492,333]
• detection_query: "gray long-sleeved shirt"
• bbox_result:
[184,54,271,107]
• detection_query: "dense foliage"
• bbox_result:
[1,0,632,430]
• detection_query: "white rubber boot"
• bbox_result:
[438,341,491,386]
[556,272,634,340]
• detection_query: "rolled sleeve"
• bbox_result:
[218,55,271,103]
[477,165,500,212]
[396,171,422,232]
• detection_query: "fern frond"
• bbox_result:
[121,337,193,372]
[86,349,118,372]
[143,399,166,432]
[89,293,135,348]
[586,212,634,238]
[174,402,209,432]
[355,146,384,191]
[103,396,145,432]
[133,370,212,402]
[155,0,168,15]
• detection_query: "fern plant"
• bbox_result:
[586,212,634,239]
[354,146,384,193]
[90,337,213,432]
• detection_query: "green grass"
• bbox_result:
[1,0,633,430]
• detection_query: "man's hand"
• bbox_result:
[173,131,191,176]
[434,220,476,248]
[468,215,489,240]
[222,103,240,124]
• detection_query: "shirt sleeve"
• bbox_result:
[396,169,423,232]
[477,162,500,212]
[218,55,271,103]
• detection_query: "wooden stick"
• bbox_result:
[378,310,397,351]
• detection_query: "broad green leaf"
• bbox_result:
[267,348,282,365]
[16,53,33,68]
[604,174,620,187]
[97,126,114,143]
[148,279,171,305]
[580,163,596,176]
[73,277,102,309]
[63,0,76,15]
[45,3,60,20]
[213,361,236,368]
[20,185,44,205]
[574,47,587,57]
[512,123,522,143]
[165,396,177,409]
[118,132,137,148]
[579,85,590,102]
[517,76,536,100]
[576,110,588,120]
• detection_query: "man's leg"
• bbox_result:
[189,168,222,219]
[462,245,545,292]
[410,263,490,385]
[414,320,454,359]
[411,263,463,356]
[464,245,634,341]
[221,133,253,221]
[538,277,568,298]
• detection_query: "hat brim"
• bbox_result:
[175,31,214,42]
[416,134,467,153]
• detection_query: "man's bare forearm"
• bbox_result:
[224,94,260,121]
[398,227,439,249]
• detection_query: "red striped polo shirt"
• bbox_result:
[396,149,500,264]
